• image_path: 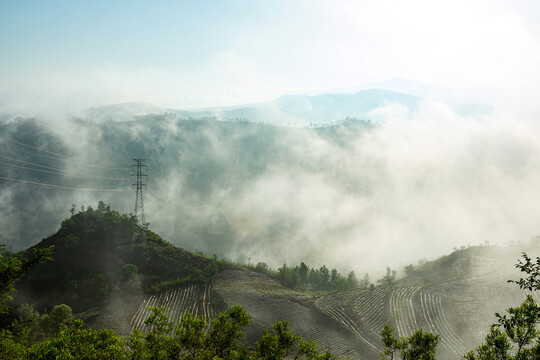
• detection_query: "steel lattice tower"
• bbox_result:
[132,159,148,243]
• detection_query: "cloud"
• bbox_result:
[181,100,540,277]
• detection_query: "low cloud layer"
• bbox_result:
[2,101,540,279]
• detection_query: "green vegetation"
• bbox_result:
[248,261,359,292]
[376,267,396,287]
[0,244,337,359]
[1,305,337,360]
[380,325,440,360]
[0,245,52,316]
[15,202,224,313]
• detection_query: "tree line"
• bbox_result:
[248,261,370,292]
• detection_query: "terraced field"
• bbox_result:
[96,250,527,359]
[214,269,379,360]
[130,284,216,333]
[313,259,524,359]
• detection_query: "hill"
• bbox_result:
[14,202,222,314]
[83,87,491,125]
[84,102,167,122]
[8,205,535,359]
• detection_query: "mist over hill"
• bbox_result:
[82,88,491,126]
[0,97,539,277]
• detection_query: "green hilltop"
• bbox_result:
[15,202,222,313]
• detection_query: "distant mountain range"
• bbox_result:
[84,86,493,125]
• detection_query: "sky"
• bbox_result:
[1,0,540,117]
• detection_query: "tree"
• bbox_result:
[380,324,440,360]
[256,320,336,360]
[403,264,414,276]
[347,271,358,289]
[120,264,141,292]
[28,320,127,360]
[40,304,74,337]
[90,273,109,298]
[361,272,370,288]
[319,265,330,290]
[299,262,309,289]
[0,245,53,315]
[206,304,251,359]
[378,267,397,287]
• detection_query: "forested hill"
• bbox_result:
[14,203,222,313]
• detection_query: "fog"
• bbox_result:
[1,98,540,279]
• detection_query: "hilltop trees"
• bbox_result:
[16,203,223,311]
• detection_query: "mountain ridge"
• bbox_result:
[83,87,491,125]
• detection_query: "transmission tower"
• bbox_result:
[132,159,148,243]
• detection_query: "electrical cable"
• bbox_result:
[0,135,72,158]
[0,138,130,171]
[0,176,129,192]
[34,119,133,167]
[0,140,130,171]
[0,154,131,180]
[146,189,166,202]
[0,160,130,181]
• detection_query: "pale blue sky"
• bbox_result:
[1,0,540,116]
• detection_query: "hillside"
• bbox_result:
[8,206,535,359]
[14,203,222,314]
[397,245,523,286]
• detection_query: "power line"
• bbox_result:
[0,135,72,158]
[0,175,129,192]
[0,141,130,171]
[0,154,129,180]
[0,103,27,117]
[34,119,132,166]
[0,137,131,171]
[146,189,165,202]
[0,160,130,181]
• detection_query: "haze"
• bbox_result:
[2,0,540,114]
[1,1,540,277]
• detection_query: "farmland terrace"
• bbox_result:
[93,249,529,360]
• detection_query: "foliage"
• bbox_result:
[27,320,127,359]
[509,252,540,291]
[0,303,338,360]
[256,320,336,360]
[377,267,397,287]
[248,261,358,292]
[403,264,414,276]
[12,304,75,343]
[15,203,223,312]
[380,324,440,360]
[0,245,52,315]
